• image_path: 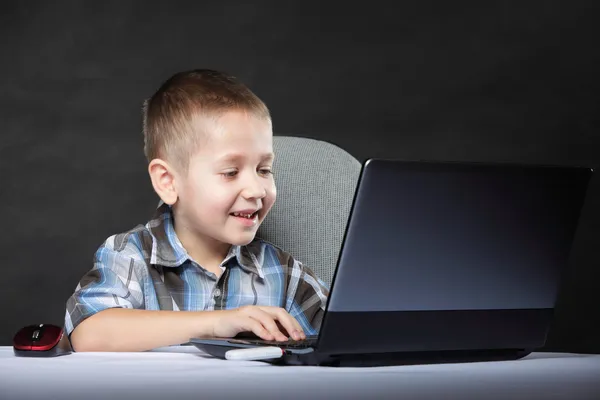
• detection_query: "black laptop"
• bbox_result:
[191,159,593,366]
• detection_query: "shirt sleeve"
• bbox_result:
[64,245,146,337]
[284,257,330,336]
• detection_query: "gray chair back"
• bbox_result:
[257,136,361,286]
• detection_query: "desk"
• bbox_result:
[1,346,599,399]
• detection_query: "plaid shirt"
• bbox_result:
[64,202,329,338]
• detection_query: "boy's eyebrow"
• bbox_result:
[217,152,275,163]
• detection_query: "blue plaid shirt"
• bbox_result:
[65,202,329,338]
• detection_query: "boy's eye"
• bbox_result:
[222,169,273,178]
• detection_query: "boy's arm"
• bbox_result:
[285,258,330,335]
[65,244,147,348]
[70,308,214,352]
[71,305,305,352]
[71,306,304,352]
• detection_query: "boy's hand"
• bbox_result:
[212,306,306,341]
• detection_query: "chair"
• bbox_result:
[257,136,361,286]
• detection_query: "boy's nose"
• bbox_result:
[242,177,267,199]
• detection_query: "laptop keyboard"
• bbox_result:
[230,336,318,349]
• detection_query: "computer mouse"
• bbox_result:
[13,323,72,357]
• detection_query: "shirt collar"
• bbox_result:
[146,201,264,278]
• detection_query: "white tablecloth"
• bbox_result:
[1,346,599,399]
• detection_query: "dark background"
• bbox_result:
[1,1,598,351]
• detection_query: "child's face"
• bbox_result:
[173,110,276,247]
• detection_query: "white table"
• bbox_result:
[1,346,599,399]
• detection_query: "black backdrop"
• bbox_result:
[1,1,599,351]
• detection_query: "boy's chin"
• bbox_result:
[226,232,257,246]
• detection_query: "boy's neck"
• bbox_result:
[173,223,231,275]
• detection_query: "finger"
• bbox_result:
[277,310,305,340]
[248,309,288,341]
[286,312,305,336]
[241,317,274,341]
[261,307,305,340]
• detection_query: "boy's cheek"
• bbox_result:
[264,189,276,210]
[194,197,229,219]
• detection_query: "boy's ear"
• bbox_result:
[148,159,179,205]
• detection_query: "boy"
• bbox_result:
[64,69,329,352]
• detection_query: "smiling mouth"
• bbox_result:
[229,211,259,219]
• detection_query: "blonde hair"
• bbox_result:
[142,69,271,173]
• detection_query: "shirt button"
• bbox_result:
[213,288,221,298]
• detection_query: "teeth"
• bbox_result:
[233,212,256,218]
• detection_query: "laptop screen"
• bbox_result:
[328,160,592,312]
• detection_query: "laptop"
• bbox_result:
[191,159,593,366]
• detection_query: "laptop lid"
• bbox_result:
[317,159,592,355]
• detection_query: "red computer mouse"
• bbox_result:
[13,323,72,357]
